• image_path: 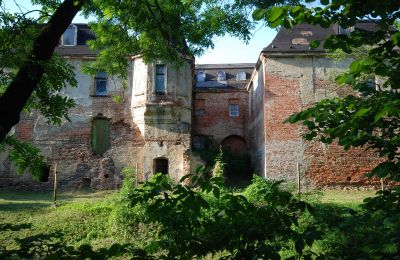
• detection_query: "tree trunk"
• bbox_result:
[0,0,84,142]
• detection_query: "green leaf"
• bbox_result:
[267,6,284,23]
[212,186,220,199]
[320,0,329,5]
[354,107,371,118]
[252,9,266,21]
[309,40,320,49]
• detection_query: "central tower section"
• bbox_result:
[131,58,193,181]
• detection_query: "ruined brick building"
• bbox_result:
[0,22,381,189]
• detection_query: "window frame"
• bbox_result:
[197,71,206,82]
[236,71,246,81]
[94,71,108,96]
[155,64,166,95]
[229,104,240,117]
[61,24,77,46]
[217,70,226,81]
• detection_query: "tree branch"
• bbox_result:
[0,0,85,142]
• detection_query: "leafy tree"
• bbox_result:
[253,0,400,181]
[0,0,297,178]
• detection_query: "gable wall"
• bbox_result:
[262,54,382,187]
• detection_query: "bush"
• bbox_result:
[122,171,319,259]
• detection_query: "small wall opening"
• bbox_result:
[154,158,169,175]
[39,165,50,182]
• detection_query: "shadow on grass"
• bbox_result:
[0,231,152,259]
[0,202,53,212]
[0,223,32,231]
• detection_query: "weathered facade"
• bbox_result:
[247,23,382,187]
[0,23,383,189]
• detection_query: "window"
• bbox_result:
[366,78,376,89]
[192,135,212,150]
[95,71,108,96]
[62,25,77,46]
[154,158,168,174]
[338,26,354,35]
[197,71,206,82]
[236,71,246,81]
[195,99,205,116]
[229,104,239,117]
[92,116,110,155]
[229,99,240,117]
[217,70,226,81]
[155,64,166,94]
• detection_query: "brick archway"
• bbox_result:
[221,135,247,154]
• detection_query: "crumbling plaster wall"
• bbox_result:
[1,58,144,189]
[247,67,265,175]
[263,54,381,187]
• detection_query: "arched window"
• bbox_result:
[197,71,206,82]
[91,116,110,155]
[217,70,226,81]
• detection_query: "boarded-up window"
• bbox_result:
[155,64,166,94]
[92,117,110,155]
[195,99,205,116]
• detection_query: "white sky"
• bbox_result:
[5,0,277,64]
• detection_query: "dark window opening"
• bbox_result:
[154,158,169,174]
[192,135,212,150]
[39,165,50,182]
[92,116,110,155]
[95,71,108,96]
[155,64,166,95]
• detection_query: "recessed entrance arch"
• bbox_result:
[221,135,247,154]
[153,158,169,175]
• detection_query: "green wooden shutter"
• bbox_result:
[92,118,110,154]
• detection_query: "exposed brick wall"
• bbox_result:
[16,119,34,142]
[1,94,145,190]
[193,90,248,146]
[261,55,383,187]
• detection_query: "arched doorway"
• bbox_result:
[153,158,169,175]
[220,135,252,187]
[221,135,247,154]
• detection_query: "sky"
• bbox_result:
[5,0,278,65]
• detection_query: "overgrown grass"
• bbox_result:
[0,186,384,258]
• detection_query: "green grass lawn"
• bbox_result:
[0,188,380,258]
[0,190,117,254]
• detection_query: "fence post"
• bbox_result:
[53,163,58,205]
[297,162,301,194]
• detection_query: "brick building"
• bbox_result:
[0,23,382,189]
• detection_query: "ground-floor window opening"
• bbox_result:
[154,158,169,175]
[39,165,50,182]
